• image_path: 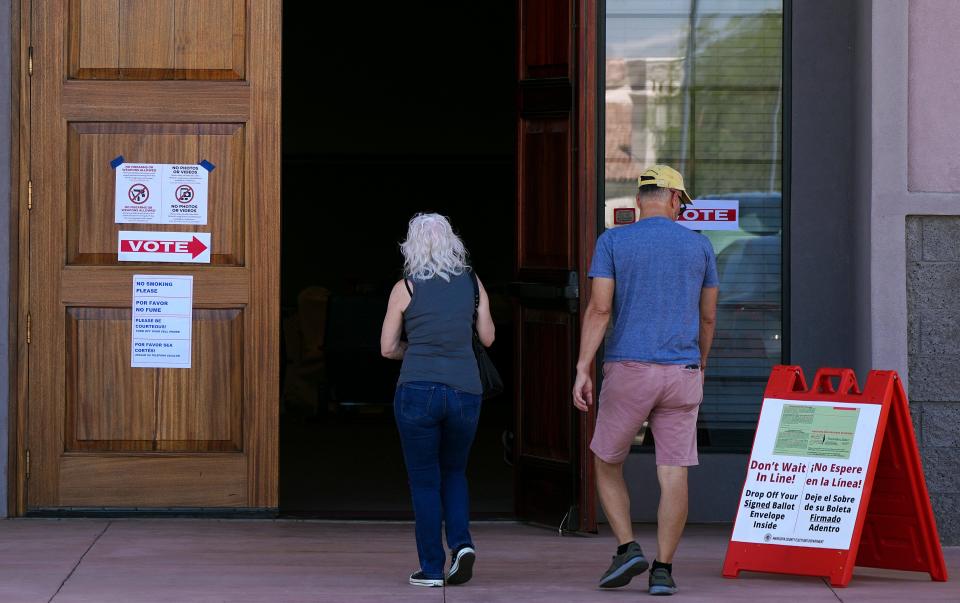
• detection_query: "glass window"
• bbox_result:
[604,0,784,449]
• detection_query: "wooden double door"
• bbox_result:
[21,1,280,511]
[18,0,597,526]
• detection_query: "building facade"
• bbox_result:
[2,0,959,542]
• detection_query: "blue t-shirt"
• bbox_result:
[588,217,719,365]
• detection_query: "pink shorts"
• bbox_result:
[590,361,703,466]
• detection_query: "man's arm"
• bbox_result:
[572,277,615,411]
[698,286,718,369]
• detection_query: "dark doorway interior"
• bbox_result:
[280,3,518,517]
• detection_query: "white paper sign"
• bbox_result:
[730,398,882,550]
[677,200,740,231]
[115,163,209,225]
[114,164,162,223]
[118,231,211,264]
[131,275,193,368]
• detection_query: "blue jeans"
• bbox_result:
[394,381,481,579]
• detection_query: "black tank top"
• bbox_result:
[398,271,482,394]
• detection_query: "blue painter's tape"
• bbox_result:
[110,155,125,169]
[199,159,215,172]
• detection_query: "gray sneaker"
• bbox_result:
[598,542,649,588]
[648,567,678,596]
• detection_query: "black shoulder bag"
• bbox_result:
[470,271,504,399]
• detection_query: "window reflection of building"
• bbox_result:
[604,1,784,446]
[605,57,683,199]
[605,57,684,224]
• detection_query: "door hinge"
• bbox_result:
[28,47,33,76]
[26,312,31,345]
[25,450,30,480]
[27,180,32,210]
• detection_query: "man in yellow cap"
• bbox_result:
[573,164,718,596]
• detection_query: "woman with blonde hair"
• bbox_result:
[380,213,495,587]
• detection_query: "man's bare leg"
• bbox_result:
[595,456,634,545]
[655,465,688,563]
[595,455,650,589]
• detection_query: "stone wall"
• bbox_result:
[906,216,960,543]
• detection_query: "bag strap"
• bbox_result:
[469,270,480,335]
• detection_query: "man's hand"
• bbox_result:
[573,368,593,412]
[572,278,614,413]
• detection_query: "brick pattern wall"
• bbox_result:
[906,215,960,544]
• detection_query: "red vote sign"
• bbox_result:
[121,237,207,257]
[677,208,737,222]
[118,231,211,263]
[676,199,740,231]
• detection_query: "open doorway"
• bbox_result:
[279,3,518,517]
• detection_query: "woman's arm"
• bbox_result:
[475,276,496,347]
[380,280,411,360]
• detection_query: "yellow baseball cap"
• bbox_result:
[638,164,692,206]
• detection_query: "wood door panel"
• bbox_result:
[156,309,243,448]
[119,0,176,76]
[513,0,599,530]
[520,0,571,79]
[200,127,245,254]
[61,267,250,305]
[174,0,246,79]
[63,81,251,122]
[518,116,572,272]
[69,0,245,80]
[67,122,244,266]
[68,308,157,444]
[74,0,119,74]
[519,308,572,462]
[515,458,572,525]
[58,454,246,507]
[66,308,244,452]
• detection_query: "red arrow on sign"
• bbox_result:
[120,236,208,259]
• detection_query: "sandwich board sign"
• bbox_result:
[722,366,948,587]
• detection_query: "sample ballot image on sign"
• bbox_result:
[730,398,881,550]
[773,405,860,458]
[131,275,193,368]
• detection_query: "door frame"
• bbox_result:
[574,0,600,532]
[8,0,27,517]
[4,0,601,519]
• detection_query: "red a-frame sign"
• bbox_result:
[722,366,948,587]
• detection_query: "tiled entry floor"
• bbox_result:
[1,519,957,602]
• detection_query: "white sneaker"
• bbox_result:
[409,570,443,587]
[446,546,476,585]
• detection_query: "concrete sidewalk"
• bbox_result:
[0,519,956,602]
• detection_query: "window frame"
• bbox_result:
[595,0,792,454]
